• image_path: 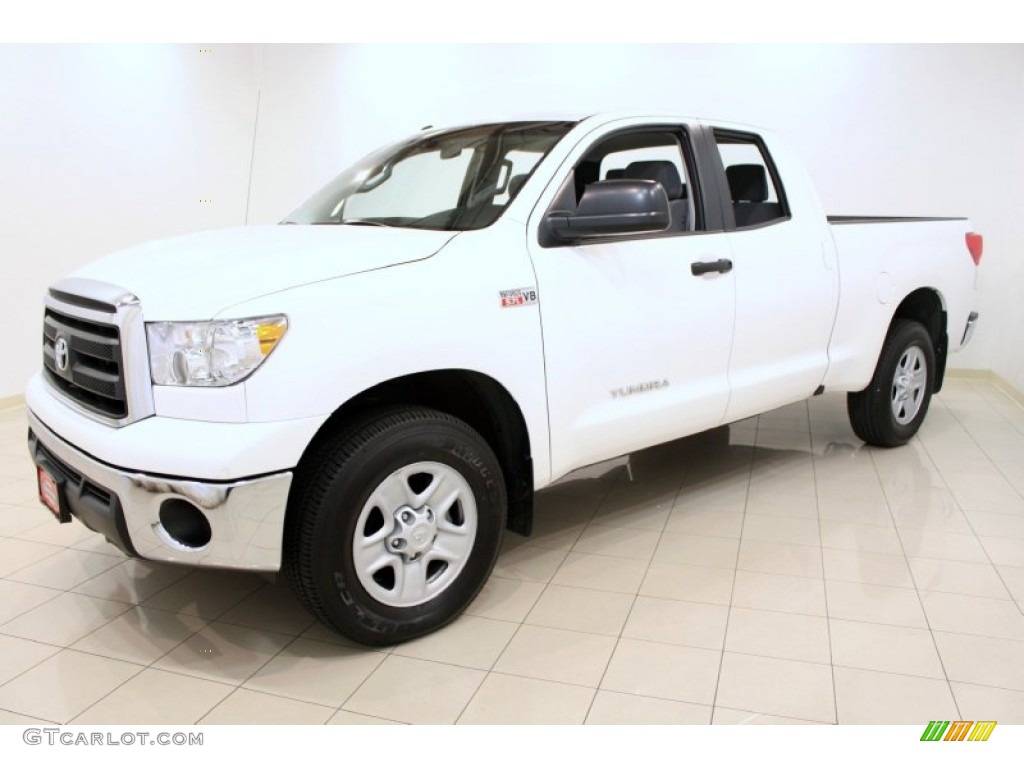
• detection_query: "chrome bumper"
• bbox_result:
[27,410,291,571]
[961,311,979,346]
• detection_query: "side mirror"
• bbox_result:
[545,179,670,242]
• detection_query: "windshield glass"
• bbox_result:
[283,121,575,231]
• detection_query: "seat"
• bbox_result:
[621,160,689,231]
[726,164,782,227]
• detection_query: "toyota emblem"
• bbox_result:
[54,336,70,373]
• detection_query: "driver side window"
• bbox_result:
[553,130,697,235]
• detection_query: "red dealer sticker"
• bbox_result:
[499,287,538,308]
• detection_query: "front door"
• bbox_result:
[527,124,738,479]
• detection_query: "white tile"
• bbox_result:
[458,673,594,724]
[742,515,820,547]
[586,690,711,724]
[712,707,831,725]
[601,638,720,705]
[900,530,989,563]
[152,621,293,686]
[640,562,734,605]
[829,618,945,679]
[0,538,63,578]
[725,607,830,664]
[494,625,616,687]
[70,607,208,666]
[664,508,743,538]
[73,668,232,725]
[216,583,315,636]
[951,682,1024,722]
[980,537,1024,567]
[572,524,660,560]
[833,666,958,724]
[738,539,823,579]
[73,560,192,604]
[464,577,544,623]
[654,532,739,569]
[715,652,835,723]
[7,548,123,591]
[142,569,267,619]
[244,638,384,707]
[933,631,1024,691]
[0,579,61,625]
[0,591,130,646]
[492,544,566,582]
[908,558,1011,599]
[822,549,914,588]
[819,521,903,555]
[0,649,142,723]
[201,688,333,724]
[622,596,728,649]
[551,552,647,594]
[731,571,826,616]
[394,615,517,669]
[919,591,1024,641]
[825,581,926,628]
[525,585,634,636]
[0,634,60,686]
[344,656,485,724]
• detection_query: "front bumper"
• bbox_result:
[27,410,292,571]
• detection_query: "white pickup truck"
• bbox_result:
[26,113,982,644]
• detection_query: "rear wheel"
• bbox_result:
[847,319,935,447]
[285,407,506,645]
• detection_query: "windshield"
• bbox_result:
[283,121,575,231]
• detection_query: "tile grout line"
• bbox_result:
[866,428,962,721]
[707,416,759,724]
[935,385,1024,616]
[808,398,839,725]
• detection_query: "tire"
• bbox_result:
[847,319,935,448]
[284,407,506,645]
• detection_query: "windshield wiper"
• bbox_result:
[337,219,394,228]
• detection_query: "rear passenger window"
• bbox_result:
[713,131,789,228]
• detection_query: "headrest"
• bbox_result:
[726,164,768,203]
[623,160,683,200]
[507,173,529,199]
[605,168,626,180]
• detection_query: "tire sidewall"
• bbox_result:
[308,419,505,643]
[873,322,935,444]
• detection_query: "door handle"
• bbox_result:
[690,259,733,276]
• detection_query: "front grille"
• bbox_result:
[42,308,127,418]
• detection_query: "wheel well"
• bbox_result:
[294,370,534,536]
[892,288,948,393]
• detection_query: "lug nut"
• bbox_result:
[391,538,406,550]
[401,511,413,523]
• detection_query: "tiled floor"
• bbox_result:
[2,377,1024,725]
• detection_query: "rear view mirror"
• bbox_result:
[545,179,670,242]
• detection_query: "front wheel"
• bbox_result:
[284,407,506,645]
[847,319,935,448]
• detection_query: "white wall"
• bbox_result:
[0,44,258,398]
[4,44,1023,399]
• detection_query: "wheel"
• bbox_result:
[284,407,506,645]
[847,319,935,447]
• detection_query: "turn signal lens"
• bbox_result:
[966,232,983,266]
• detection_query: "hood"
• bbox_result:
[71,225,457,319]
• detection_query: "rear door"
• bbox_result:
[526,122,737,479]
[705,126,839,422]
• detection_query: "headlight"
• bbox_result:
[146,315,288,387]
